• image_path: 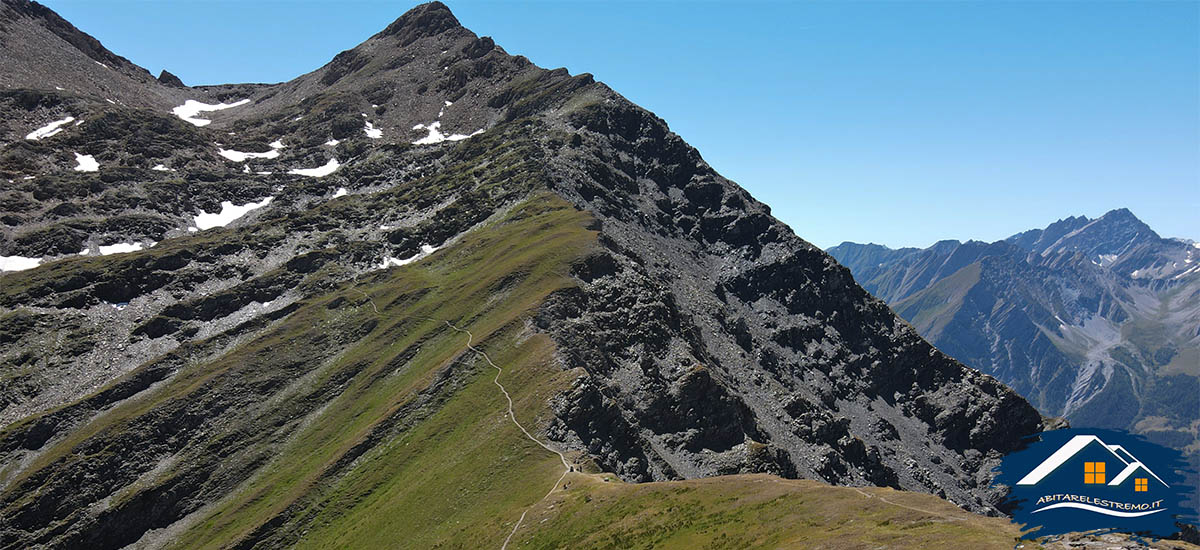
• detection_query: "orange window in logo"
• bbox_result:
[1135,478,1148,492]
[1084,462,1106,484]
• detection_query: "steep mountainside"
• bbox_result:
[0,2,1053,548]
[830,210,1200,509]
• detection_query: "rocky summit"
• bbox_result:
[0,1,1054,548]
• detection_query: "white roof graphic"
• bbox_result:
[1015,435,1167,487]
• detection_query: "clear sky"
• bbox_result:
[40,0,1199,249]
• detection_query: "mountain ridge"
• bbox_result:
[0,2,1103,547]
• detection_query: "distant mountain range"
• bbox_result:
[829,208,1199,467]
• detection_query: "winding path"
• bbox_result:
[349,287,569,548]
[441,320,571,550]
[851,487,965,521]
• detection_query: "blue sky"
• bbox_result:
[41,1,1199,249]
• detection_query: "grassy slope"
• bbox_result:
[512,473,1029,550]
[893,261,981,340]
[172,192,594,549]
[3,191,1064,549]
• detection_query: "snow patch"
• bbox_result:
[152,164,173,172]
[73,153,99,172]
[218,139,285,162]
[379,244,440,269]
[332,187,348,198]
[26,116,75,140]
[0,255,42,272]
[171,99,250,127]
[324,139,340,146]
[194,196,274,230]
[98,242,144,255]
[411,121,483,145]
[364,121,382,139]
[288,158,340,178]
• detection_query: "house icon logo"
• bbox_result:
[1015,434,1169,517]
[994,428,1194,539]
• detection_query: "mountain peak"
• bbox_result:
[374,1,463,45]
[1080,207,1158,243]
[1095,207,1149,228]
[1,0,143,74]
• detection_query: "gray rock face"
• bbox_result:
[527,99,1041,513]
[0,1,1047,546]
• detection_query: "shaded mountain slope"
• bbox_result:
[1,2,1052,548]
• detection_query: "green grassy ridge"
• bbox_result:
[0,190,594,548]
[168,193,595,549]
[510,474,1036,550]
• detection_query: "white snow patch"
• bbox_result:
[324,139,340,146]
[74,119,84,126]
[364,121,382,139]
[194,196,274,230]
[171,99,250,127]
[98,242,144,255]
[379,244,440,269]
[444,100,453,107]
[0,255,42,271]
[1174,265,1200,280]
[218,139,284,162]
[288,158,340,178]
[55,86,64,91]
[151,164,173,172]
[187,227,199,232]
[106,99,116,105]
[332,187,348,198]
[411,121,483,145]
[95,61,108,69]
[26,116,75,140]
[73,153,99,172]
